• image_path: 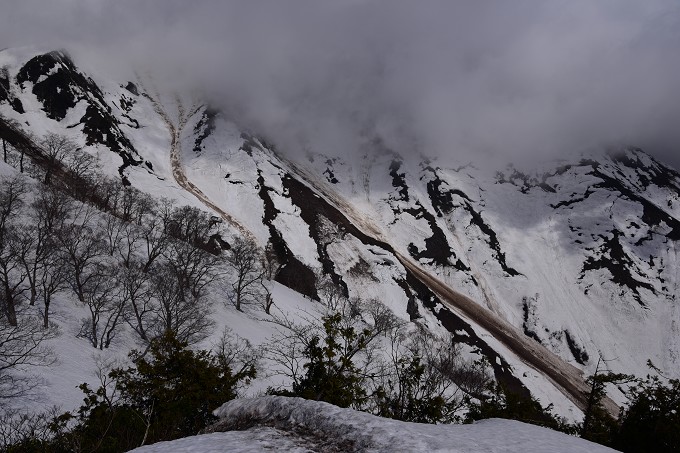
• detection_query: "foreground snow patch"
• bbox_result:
[132,396,616,452]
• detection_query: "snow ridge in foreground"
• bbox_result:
[133,396,617,452]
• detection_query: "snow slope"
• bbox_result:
[1,47,679,419]
[132,396,617,453]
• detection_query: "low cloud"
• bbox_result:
[2,0,680,165]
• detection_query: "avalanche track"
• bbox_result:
[279,158,620,417]
[142,88,256,243]
[396,251,619,416]
[146,96,617,416]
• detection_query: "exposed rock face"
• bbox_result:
[14,51,143,178]
[2,47,679,416]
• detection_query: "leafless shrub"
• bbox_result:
[213,327,261,392]
[317,274,347,313]
[0,315,57,400]
[372,325,492,421]
[262,311,318,387]
[0,406,61,449]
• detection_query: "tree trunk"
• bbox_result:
[43,296,51,329]
[74,272,85,302]
[4,284,17,326]
[581,358,602,439]
[264,294,273,314]
[130,302,149,342]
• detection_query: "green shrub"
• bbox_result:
[614,376,680,453]
[289,313,369,408]
[32,331,255,452]
[465,383,575,434]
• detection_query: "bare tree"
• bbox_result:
[164,238,220,300]
[120,261,156,343]
[262,296,490,421]
[37,256,68,329]
[64,148,99,180]
[140,217,169,273]
[40,133,74,186]
[317,274,347,312]
[163,204,214,247]
[0,177,28,326]
[148,263,214,345]
[16,188,72,307]
[225,237,263,311]
[260,243,281,314]
[12,230,40,307]
[0,229,29,328]
[78,265,124,349]
[0,118,24,172]
[62,148,100,198]
[131,192,156,226]
[32,185,74,232]
[263,311,318,389]
[97,176,125,214]
[117,186,141,223]
[263,301,384,405]
[117,222,142,268]
[0,406,61,449]
[16,188,73,326]
[155,203,224,299]
[56,205,106,303]
[361,298,403,337]
[0,175,26,243]
[102,213,127,257]
[372,325,491,422]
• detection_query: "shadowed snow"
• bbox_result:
[133,396,617,453]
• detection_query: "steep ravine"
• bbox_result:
[140,86,256,243]
[277,156,619,416]
[144,97,617,416]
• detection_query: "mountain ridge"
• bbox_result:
[1,47,678,418]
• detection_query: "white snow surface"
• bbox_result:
[132,396,617,453]
[2,46,679,421]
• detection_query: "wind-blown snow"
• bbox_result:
[132,396,616,453]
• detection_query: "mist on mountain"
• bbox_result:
[2,0,680,165]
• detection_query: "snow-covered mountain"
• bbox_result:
[1,47,678,419]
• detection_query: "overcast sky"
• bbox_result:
[2,1,680,166]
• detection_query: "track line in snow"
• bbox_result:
[395,251,618,416]
[278,156,619,417]
[139,83,257,243]
[133,86,618,416]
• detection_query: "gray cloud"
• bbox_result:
[2,0,680,166]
